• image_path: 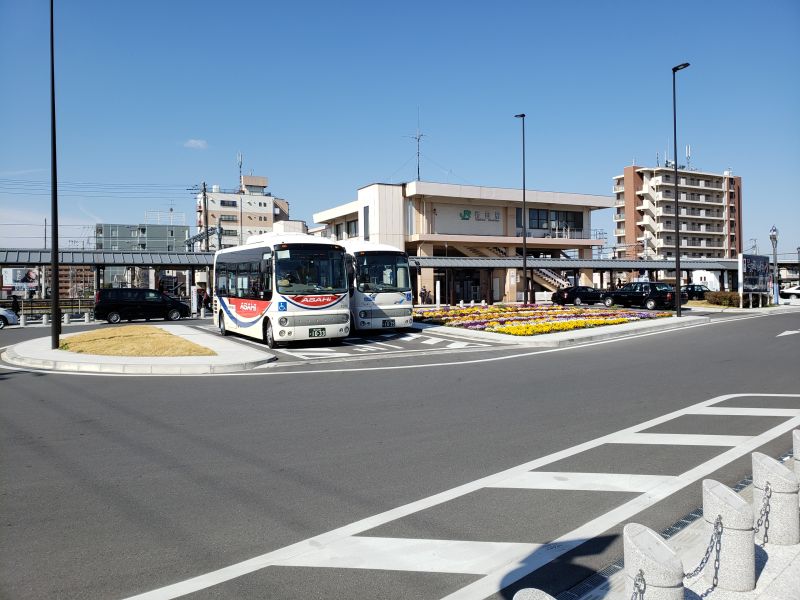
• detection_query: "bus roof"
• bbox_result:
[215,232,343,256]
[341,240,405,255]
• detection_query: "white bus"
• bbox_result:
[213,232,350,348]
[343,240,414,331]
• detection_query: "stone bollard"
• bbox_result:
[64,313,70,324]
[200,306,206,319]
[512,589,556,600]
[623,523,684,600]
[752,452,800,545]
[84,312,90,323]
[794,430,800,480]
[700,479,754,591]
[20,314,26,326]
[42,314,49,326]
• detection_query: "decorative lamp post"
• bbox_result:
[514,113,528,304]
[672,62,690,316]
[769,225,778,304]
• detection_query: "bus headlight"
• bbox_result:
[278,317,289,326]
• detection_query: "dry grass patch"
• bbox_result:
[59,325,216,357]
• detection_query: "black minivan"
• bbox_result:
[94,288,190,324]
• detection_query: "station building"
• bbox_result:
[312,181,613,304]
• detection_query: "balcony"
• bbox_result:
[614,199,625,207]
[613,185,624,193]
[613,213,625,222]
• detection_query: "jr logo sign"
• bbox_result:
[459,209,472,220]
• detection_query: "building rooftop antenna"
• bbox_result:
[236,152,243,188]
[405,107,425,181]
[686,144,692,170]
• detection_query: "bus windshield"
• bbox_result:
[275,245,348,294]
[354,252,411,293]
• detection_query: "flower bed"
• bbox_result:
[413,304,670,336]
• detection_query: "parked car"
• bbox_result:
[684,284,711,300]
[779,285,800,300]
[94,288,190,324]
[551,286,605,306]
[0,307,20,329]
[602,281,688,310]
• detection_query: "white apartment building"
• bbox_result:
[196,175,290,251]
[612,164,742,261]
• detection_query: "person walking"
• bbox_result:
[10,295,20,316]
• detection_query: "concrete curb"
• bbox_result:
[414,315,712,347]
[1,324,276,375]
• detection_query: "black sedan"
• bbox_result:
[684,284,711,300]
[602,281,688,310]
[551,286,605,306]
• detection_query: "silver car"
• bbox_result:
[0,307,20,329]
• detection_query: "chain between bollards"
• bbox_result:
[753,481,772,546]
[684,515,723,580]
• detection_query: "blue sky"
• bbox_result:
[1,0,798,257]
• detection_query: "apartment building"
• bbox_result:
[612,164,742,260]
[195,175,290,251]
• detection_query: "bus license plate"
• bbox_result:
[382,319,395,328]
[309,327,326,338]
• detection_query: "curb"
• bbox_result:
[415,315,712,348]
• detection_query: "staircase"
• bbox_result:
[531,267,570,291]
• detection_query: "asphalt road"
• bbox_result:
[0,310,798,599]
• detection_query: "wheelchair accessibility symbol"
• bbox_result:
[278,302,287,311]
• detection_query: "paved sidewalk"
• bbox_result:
[1,324,276,375]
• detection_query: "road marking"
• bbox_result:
[272,537,540,575]
[122,393,800,600]
[777,330,800,337]
[687,406,800,417]
[421,336,445,345]
[612,432,750,446]
[487,472,676,493]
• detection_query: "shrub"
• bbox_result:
[705,291,740,306]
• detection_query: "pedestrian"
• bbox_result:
[616,278,622,289]
[10,295,20,316]
[202,289,211,310]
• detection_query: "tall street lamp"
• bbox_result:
[769,225,778,304]
[672,62,690,316]
[50,0,61,349]
[514,113,528,305]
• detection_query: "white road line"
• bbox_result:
[442,411,800,600]
[421,337,445,345]
[272,537,540,575]
[612,432,750,446]
[487,472,676,493]
[122,393,800,600]
[686,406,800,417]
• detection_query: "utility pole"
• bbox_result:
[202,181,209,251]
[49,0,61,348]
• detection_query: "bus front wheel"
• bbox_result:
[265,320,276,349]
[218,312,228,336]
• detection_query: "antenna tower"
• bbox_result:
[685,144,692,170]
[236,152,243,188]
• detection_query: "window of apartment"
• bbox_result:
[140,227,146,235]
[220,200,237,207]
[334,223,343,240]
[363,206,370,240]
[219,215,237,222]
[221,229,237,236]
[346,219,358,237]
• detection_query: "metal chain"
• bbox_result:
[684,515,723,579]
[631,569,646,600]
[753,482,772,546]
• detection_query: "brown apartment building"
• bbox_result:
[612,164,742,261]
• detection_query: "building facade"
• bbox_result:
[195,175,290,251]
[612,165,742,261]
[313,181,612,303]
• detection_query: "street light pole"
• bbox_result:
[672,62,690,316]
[49,0,61,349]
[769,225,778,304]
[514,113,528,305]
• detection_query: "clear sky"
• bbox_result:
[1,0,798,257]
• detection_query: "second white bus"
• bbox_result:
[343,240,414,331]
